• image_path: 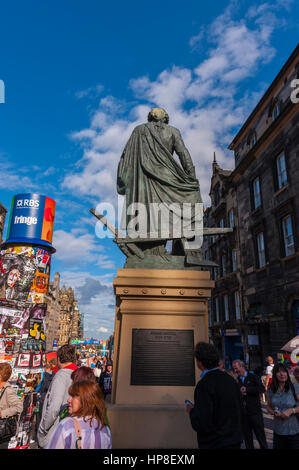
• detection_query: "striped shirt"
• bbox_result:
[46,416,112,449]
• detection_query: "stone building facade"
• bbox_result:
[78,312,84,339]
[46,272,61,351]
[0,202,7,244]
[46,273,82,350]
[207,45,299,370]
[57,286,82,347]
[203,155,245,365]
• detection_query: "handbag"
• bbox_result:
[0,387,18,443]
[290,383,299,422]
[94,367,102,378]
[59,403,69,421]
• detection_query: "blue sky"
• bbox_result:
[0,0,298,340]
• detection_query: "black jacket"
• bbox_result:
[39,372,54,415]
[35,371,54,435]
[190,370,243,449]
[236,372,265,415]
[99,371,112,397]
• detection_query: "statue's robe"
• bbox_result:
[117,121,202,239]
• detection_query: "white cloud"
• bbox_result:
[189,27,205,51]
[53,229,115,269]
[75,84,104,99]
[56,270,115,339]
[0,155,34,190]
[98,327,108,333]
[58,270,113,289]
[61,1,290,208]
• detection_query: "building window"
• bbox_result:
[224,295,229,322]
[221,254,227,276]
[257,232,266,267]
[272,102,280,121]
[252,177,261,209]
[214,187,220,206]
[215,298,220,323]
[208,299,212,327]
[282,215,295,257]
[276,153,287,189]
[232,249,237,272]
[249,132,257,149]
[234,291,241,320]
[228,209,234,228]
[219,218,225,239]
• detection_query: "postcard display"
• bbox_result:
[0,194,56,448]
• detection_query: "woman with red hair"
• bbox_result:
[46,381,111,449]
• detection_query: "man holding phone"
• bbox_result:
[186,342,243,449]
[232,359,267,449]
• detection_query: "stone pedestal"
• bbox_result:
[107,268,214,448]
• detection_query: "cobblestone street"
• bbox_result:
[241,402,274,449]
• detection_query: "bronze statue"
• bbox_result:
[117,108,202,255]
[91,108,231,269]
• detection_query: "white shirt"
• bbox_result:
[266,364,274,377]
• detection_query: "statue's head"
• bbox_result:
[147,107,169,124]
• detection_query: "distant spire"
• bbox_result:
[212,151,219,172]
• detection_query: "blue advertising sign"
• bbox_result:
[3,193,56,251]
[71,338,102,345]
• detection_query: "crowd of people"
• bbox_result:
[0,345,113,449]
[0,342,298,450]
[186,343,299,449]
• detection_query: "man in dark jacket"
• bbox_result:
[232,359,267,449]
[187,342,243,449]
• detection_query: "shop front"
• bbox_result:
[222,329,245,364]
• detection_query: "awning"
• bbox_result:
[281,335,299,352]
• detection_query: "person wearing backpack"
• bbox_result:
[37,345,78,448]
[267,362,299,449]
[46,380,111,449]
[0,362,23,449]
[34,355,58,441]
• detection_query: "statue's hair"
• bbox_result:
[147,107,169,124]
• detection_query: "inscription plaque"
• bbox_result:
[131,329,195,386]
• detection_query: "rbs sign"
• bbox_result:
[16,199,40,208]
[5,193,56,250]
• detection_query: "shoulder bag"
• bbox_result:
[72,417,82,449]
[290,383,299,422]
[0,386,18,443]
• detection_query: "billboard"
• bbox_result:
[0,245,51,302]
[4,194,56,251]
[71,338,103,345]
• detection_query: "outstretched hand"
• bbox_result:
[186,404,194,414]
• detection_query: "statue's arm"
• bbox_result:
[117,151,126,195]
[173,129,196,178]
